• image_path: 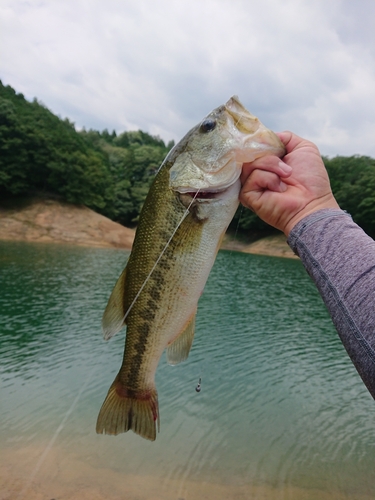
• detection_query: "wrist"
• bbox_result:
[283,196,340,237]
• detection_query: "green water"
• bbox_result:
[1,241,374,499]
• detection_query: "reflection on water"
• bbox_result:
[1,241,374,499]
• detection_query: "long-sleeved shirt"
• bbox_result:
[287,209,375,399]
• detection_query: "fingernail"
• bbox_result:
[280,181,288,192]
[278,161,292,175]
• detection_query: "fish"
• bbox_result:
[96,96,285,441]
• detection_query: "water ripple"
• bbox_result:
[1,242,374,498]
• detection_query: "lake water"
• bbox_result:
[1,240,374,500]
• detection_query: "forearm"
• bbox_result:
[287,209,375,398]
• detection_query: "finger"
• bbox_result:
[241,169,287,196]
[241,155,292,185]
[240,170,287,212]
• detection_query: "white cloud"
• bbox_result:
[0,0,374,156]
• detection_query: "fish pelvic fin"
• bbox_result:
[96,375,159,441]
[166,312,196,365]
[102,266,128,340]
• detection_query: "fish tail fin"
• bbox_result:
[96,375,159,441]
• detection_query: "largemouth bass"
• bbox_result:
[96,96,285,440]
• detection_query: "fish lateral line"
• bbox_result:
[119,188,202,325]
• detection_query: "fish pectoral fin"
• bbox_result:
[102,266,127,340]
[166,311,196,365]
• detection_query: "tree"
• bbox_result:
[1,80,373,238]
[324,155,375,237]
[0,81,111,210]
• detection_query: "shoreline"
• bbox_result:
[0,198,135,250]
[221,233,297,259]
[0,198,297,259]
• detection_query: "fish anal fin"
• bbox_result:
[102,266,127,340]
[96,375,159,441]
[166,312,196,366]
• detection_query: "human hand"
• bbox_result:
[239,131,340,236]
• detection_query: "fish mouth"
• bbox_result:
[176,177,240,201]
[172,158,242,200]
[180,189,225,200]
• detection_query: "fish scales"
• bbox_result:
[96,96,285,440]
[120,167,205,385]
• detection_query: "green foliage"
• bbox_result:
[0,81,170,224]
[0,82,111,209]
[1,80,374,238]
[81,129,170,225]
[323,155,375,237]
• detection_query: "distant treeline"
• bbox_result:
[1,81,374,237]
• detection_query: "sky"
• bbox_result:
[1,0,374,157]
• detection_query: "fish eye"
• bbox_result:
[200,119,216,133]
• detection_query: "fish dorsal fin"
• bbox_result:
[102,267,127,340]
[166,312,196,365]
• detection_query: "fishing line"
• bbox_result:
[17,366,96,499]
[12,104,248,498]
[120,107,247,324]
[118,104,247,393]
[120,189,202,324]
[227,205,245,257]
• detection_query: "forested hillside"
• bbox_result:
[1,81,374,236]
[0,81,172,227]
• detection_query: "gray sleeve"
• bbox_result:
[287,209,375,398]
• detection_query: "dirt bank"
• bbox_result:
[0,198,135,249]
[0,198,297,258]
[221,233,297,259]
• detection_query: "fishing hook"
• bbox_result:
[195,377,201,393]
